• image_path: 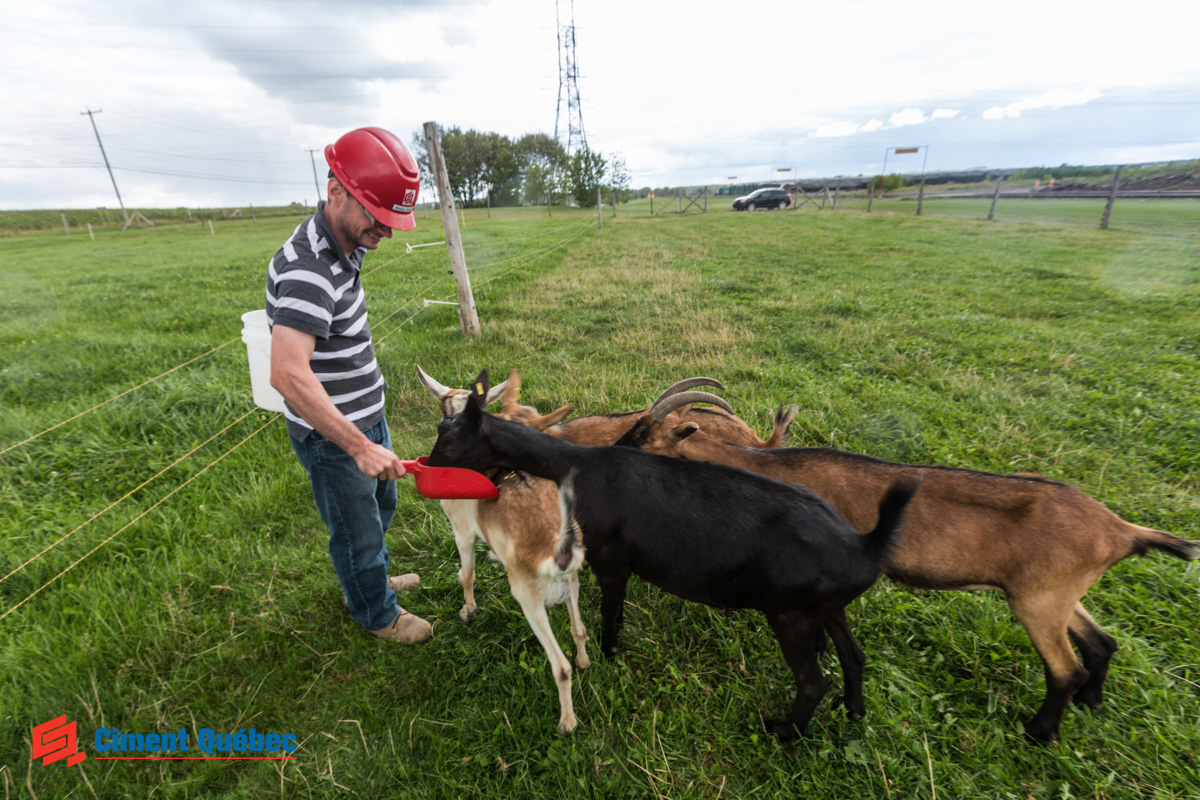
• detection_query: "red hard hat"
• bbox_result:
[324,127,420,231]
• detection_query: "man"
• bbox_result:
[266,126,431,644]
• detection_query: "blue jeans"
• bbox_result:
[290,418,401,631]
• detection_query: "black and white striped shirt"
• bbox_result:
[265,203,387,441]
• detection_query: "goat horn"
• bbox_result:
[651,391,734,423]
[652,377,727,409]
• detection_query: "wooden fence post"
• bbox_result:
[1101,165,1124,229]
[867,181,874,212]
[597,185,603,230]
[424,121,482,337]
[61,214,70,235]
[821,185,828,210]
[916,175,926,215]
[987,173,1006,221]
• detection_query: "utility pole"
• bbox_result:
[306,150,324,202]
[81,108,129,228]
[423,121,481,337]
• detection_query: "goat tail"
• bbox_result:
[765,405,798,448]
[554,469,586,571]
[1131,524,1199,561]
[862,478,921,562]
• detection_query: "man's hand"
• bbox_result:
[351,442,407,481]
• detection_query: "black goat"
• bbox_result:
[428,370,919,739]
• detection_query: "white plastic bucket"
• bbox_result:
[240,310,286,412]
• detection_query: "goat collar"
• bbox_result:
[484,467,525,486]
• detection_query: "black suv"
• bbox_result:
[732,187,791,211]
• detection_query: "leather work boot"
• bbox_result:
[343,573,421,607]
[370,609,432,644]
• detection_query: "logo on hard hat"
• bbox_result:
[393,189,417,213]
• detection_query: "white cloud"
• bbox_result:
[982,87,1102,119]
[887,108,928,127]
[860,119,884,132]
[931,108,960,120]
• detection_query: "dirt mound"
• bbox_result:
[1050,172,1200,191]
[1120,172,1200,191]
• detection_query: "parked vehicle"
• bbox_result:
[732,187,791,211]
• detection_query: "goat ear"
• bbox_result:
[470,369,491,407]
[499,369,521,411]
[529,403,574,430]
[416,365,451,400]
[670,423,700,442]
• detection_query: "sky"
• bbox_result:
[2,0,1198,210]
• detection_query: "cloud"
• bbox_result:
[983,87,1102,119]
[887,108,927,128]
[811,108,960,138]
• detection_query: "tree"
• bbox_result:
[868,173,906,193]
[514,134,567,205]
[608,151,631,203]
[567,147,607,208]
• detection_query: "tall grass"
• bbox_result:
[1,201,1197,799]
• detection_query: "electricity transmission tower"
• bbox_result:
[554,0,587,156]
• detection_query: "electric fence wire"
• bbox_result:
[0,216,595,620]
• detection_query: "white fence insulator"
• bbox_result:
[406,241,446,255]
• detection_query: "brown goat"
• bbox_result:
[417,366,586,734]
[498,373,795,448]
[614,392,1199,742]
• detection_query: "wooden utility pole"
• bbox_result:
[423,121,481,337]
[81,108,130,228]
[988,173,1006,220]
[305,150,324,202]
[1101,165,1124,229]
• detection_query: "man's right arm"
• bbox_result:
[270,324,405,481]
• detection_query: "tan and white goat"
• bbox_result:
[417,366,587,735]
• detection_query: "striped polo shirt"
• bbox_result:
[265,202,387,442]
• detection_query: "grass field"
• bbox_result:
[1,199,1197,799]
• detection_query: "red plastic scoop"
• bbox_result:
[400,456,499,500]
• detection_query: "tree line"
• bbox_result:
[409,126,632,209]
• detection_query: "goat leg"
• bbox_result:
[764,612,830,741]
[595,569,631,657]
[1067,603,1119,711]
[1009,593,1091,742]
[823,611,868,720]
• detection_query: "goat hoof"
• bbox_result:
[459,606,477,622]
[557,719,577,737]
[1022,721,1059,744]
[764,719,802,742]
[1071,689,1104,711]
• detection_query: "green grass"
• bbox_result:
[1,201,1197,799]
